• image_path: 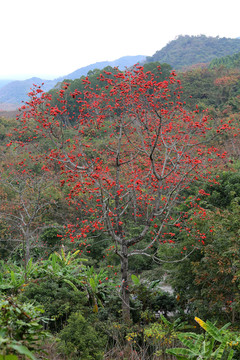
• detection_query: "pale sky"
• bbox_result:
[1,0,240,80]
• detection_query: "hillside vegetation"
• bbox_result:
[209,51,240,69]
[147,35,240,69]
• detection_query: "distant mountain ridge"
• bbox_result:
[2,34,240,111]
[0,55,146,110]
[146,35,240,69]
[64,55,147,80]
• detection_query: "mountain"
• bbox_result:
[0,55,146,110]
[3,34,240,111]
[0,79,12,89]
[62,55,147,80]
[0,77,56,109]
[146,35,240,70]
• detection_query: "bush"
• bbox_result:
[0,296,50,358]
[19,278,87,332]
[58,311,107,360]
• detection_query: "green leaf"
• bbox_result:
[177,333,204,353]
[61,248,66,262]
[63,279,79,292]
[89,277,97,292]
[131,274,140,285]
[65,251,71,264]
[196,334,211,354]
[0,355,18,360]
[10,271,15,284]
[160,314,171,326]
[0,284,12,290]
[10,344,37,360]
[212,337,229,359]
[166,347,197,357]
[204,337,215,358]
[178,332,200,341]
[226,349,234,360]
[219,322,231,332]
[205,320,223,342]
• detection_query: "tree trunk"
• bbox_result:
[121,242,131,323]
[25,228,30,265]
[23,229,30,282]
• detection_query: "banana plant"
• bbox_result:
[53,248,82,266]
[0,262,25,294]
[38,250,112,312]
[0,258,40,295]
[81,266,116,313]
[40,248,87,277]
[166,317,240,360]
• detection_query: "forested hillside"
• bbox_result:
[147,35,240,69]
[209,51,240,69]
[0,55,240,359]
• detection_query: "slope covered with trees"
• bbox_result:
[209,51,240,69]
[147,35,240,69]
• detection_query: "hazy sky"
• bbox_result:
[1,0,240,80]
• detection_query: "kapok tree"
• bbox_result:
[15,66,229,322]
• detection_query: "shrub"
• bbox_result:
[58,311,107,360]
[0,296,50,358]
[19,278,87,332]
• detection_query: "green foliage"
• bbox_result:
[40,225,63,250]
[179,67,218,109]
[83,266,117,313]
[143,315,192,357]
[19,278,87,332]
[210,51,240,69]
[0,259,39,295]
[130,276,177,322]
[191,200,240,322]
[131,274,140,286]
[143,61,172,79]
[58,311,107,360]
[124,315,192,359]
[166,317,240,360]
[162,170,240,323]
[16,249,116,331]
[203,171,240,209]
[79,230,111,265]
[0,334,37,360]
[0,296,49,358]
[17,250,87,331]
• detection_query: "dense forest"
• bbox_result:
[0,42,240,360]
